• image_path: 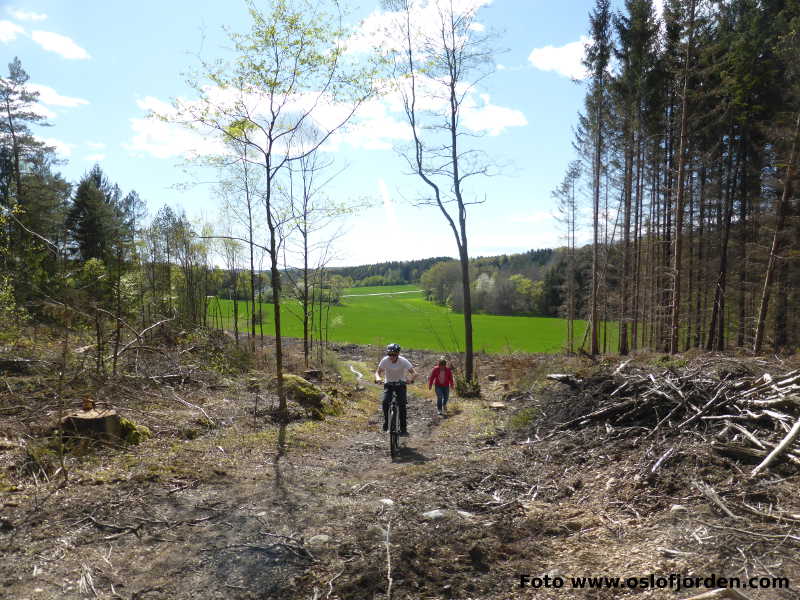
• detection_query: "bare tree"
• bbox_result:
[283,142,348,368]
[382,0,500,382]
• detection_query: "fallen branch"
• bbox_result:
[679,589,753,600]
[750,417,800,477]
[738,501,800,523]
[556,399,638,430]
[546,373,584,389]
[693,480,738,519]
[385,519,393,600]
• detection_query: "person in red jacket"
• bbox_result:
[428,357,454,416]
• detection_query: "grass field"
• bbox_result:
[208,285,617,354]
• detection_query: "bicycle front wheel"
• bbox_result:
[389,405,399,459]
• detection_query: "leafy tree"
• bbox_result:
[173,0,374,417]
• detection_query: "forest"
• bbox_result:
[565,0,800,355]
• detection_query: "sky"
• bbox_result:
[1,0,662,268]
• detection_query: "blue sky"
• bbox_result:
[1,0,662,267]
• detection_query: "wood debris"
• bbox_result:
[548,361,800,475]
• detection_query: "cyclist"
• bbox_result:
[374,343,416,436]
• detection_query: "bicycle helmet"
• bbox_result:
[386,343,401,354]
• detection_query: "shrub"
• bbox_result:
[455,375,481,398]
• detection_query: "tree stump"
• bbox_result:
[61,409,122,441]
[303,369,323,381]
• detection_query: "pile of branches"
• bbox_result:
[547,361,800,477]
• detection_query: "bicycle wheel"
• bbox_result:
[389,404,399,459]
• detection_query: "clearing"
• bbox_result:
[1,339,798,600]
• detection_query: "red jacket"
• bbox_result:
[428,366,454,389]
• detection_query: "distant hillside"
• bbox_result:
[328,248,557,287]
[328,257,453,286]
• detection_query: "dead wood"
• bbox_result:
[679,590,753,600]
[750,417,800,477]
[551,362,800,475]
[546,373,583,389]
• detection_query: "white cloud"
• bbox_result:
[31,30,90,59]
[126,96,228,159]
[528,36,589,80]
[347,0,492,57]
[461,93,527,135]
[7,8,47,21]
[26,83,89,107]
[0,19,24,42]
[39,137,74,157]
[30,103,56,120]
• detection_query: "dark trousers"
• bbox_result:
[434,385,450,410]
[382,383,407,431]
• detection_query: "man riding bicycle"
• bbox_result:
[375,343,416,436]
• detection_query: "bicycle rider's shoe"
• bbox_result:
[399,430,409,437]
[437,409,443,416]
[382,422,388,432]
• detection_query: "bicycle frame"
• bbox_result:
[385,383,404,459]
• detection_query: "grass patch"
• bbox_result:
[508,406,540,432]
[208,286,618,354]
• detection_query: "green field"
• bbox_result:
[208,285,615,354]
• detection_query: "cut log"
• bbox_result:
[60,409,122,441]
[712,443,767,463]
[0,358,34,374]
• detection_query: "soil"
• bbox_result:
[1,341,799,600]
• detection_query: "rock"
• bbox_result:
[303,369,323,381]
[421,509,449,521]
[488,402,506,410]
[379,498,395,507]
[270,374,326,418]
[306,534,331,550]
[670,504,689,515]
[487,374,497,381]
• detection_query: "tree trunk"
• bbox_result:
[619,135,633,356]
[753,112,799,353]
[669,0,696,354]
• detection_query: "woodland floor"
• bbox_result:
[1,337,799,600]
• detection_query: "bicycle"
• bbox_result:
[380,380,410,460]
[387,388,401,459]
